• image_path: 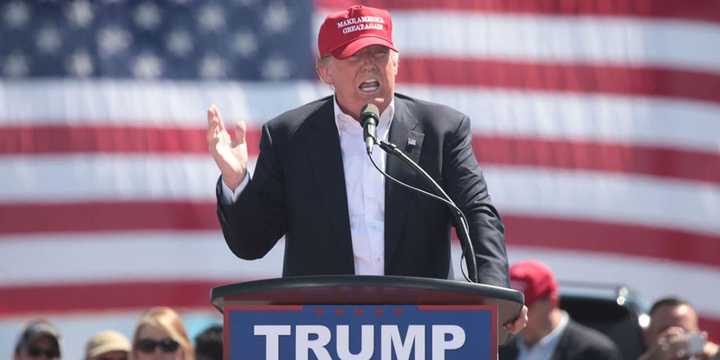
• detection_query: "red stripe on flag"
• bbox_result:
[3,126,718,184]
[504,215,720,269]
[0,201,218,233]
[474,136,720,184]
[316,0,720,25]
[1,202,718,268]
[700,318,720,343]
[0,280,237,315]
[399,58,720,105]
[0,125,260,156]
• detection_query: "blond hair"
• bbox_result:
[132,307,194,360]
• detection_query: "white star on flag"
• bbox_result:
[132,52,163,79]
[66,0,94,28]
[263,1,292,33]
[36,27,63,54]
[4,1,30,28]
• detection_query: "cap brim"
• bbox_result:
[331,36,397,59]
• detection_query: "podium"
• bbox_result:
[212,275,524,359]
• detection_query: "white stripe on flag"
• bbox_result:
[0,231,282,286]
[3,155,719,236]
[2,81,720,152]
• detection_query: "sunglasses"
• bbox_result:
[27,346,60,358]
[135,338,180,353]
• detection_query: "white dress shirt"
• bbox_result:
[221,97,395,275]
[516,310,570,360]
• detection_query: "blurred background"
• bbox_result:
[1,0,719,358]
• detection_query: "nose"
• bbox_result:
[359,52,377,68]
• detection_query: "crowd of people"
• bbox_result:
[12,307,222,360]
[13,266,718,360]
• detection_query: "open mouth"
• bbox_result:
[358,79,380,93]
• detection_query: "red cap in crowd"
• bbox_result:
[510,260,559,307]
[318,5,398,59]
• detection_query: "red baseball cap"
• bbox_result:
[510,260,559,307]
[318,5,398,59]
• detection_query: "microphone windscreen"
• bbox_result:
[361,103,380,123]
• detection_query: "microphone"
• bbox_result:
[369,141,480,284]
[361,103,379,154]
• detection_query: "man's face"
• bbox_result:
[15,336,60,360]
[318,45,398,120]
[645,304,699,345]
[521,298,552,341]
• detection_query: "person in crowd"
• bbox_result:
[13,319,62,360]
[85,330,131,360]
[131,307,194,360]
[194,324,222,360]
[499,260,621,360]
[640,297,719,360]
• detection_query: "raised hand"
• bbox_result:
[207,105,248,190]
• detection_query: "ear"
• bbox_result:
[391,51,399,76]
[316,59,334,86]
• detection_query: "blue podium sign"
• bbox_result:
[224,304,496,360]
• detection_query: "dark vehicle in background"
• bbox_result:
[559,282,650,360]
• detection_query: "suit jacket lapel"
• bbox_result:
[384,96,424,272]
[551,320,573,360]
[306,98,354,272]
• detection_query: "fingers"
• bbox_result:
[207,105,229,148]
[207,104,226,131]
[234,119,247,146]
[503,305,528,334]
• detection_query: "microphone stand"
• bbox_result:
[371,140,480,283]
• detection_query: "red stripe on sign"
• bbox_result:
[316,0,720,24]
[503,215,720,269]
[0,280,247,315]
[399,58,720,105]
[1,202,719,268]
[3,125,719,184]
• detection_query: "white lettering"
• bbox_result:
[254,323,467,359]
[296,325,332,360]
[253,325,291,360]
[381,325,425,360]
[336,325,374,360]
[337,16,385,29]
[431,325,465,360]
[342,23,383,34]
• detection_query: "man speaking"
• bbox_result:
[208,5,510,290]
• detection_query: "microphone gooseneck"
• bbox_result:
[365,140,480,283]
[359,102,479,282]
[360,103,380,154]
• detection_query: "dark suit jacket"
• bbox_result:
[499,319,622,360]
[216,93,509,287]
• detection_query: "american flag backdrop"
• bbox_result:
[1,0,719,357]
